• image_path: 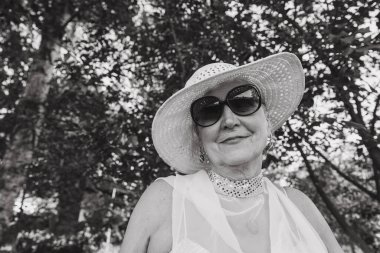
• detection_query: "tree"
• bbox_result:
[0,0,138,248]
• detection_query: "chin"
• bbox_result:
[222,154,257,166]
[228,149,264,164]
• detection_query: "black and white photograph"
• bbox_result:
[0,0,379,252]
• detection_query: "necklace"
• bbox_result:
[207,170,264,198]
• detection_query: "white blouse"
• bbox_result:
[158,170,328,253]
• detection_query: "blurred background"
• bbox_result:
[0,0,379,252]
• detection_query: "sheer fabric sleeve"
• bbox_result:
[265,178,328,253]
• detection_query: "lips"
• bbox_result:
[220,135,249,144]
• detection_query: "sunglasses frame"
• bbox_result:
[191,84,262,127]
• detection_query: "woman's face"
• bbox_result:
[197,80,270,168]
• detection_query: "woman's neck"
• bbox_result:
[210,155,263,180]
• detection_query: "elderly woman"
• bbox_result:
[120,53,344,253]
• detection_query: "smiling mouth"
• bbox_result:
[220,136,249,144]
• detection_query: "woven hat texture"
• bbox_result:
[152,52,305,174]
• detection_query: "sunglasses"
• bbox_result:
[191,84,262,127]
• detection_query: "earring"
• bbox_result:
[200,146,210,164]
[264,132,274,154]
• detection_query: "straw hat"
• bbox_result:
[152,52,304,174]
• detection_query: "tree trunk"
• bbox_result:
[366,145,380,198]
[53,167,86,236]
[0,25,61,241]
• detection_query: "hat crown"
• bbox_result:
[185,62,237,87]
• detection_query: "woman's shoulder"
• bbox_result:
[119,177,174,252]
[282,187,318,220]
[283,187,325,226]
[142,177,174,213]
[131,178,174,222]
[283,186,344,252]
[282,187,316,214]
[138,178,174,225]
[155,174,176,188]
[282,187,326,234]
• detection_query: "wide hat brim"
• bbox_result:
[152,52,305,174]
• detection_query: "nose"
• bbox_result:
[220,105,239,129]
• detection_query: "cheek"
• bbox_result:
[198,126,218,147]
[246,112,270,137]
[242,120,269,147]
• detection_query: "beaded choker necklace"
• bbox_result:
[207,170,264,198]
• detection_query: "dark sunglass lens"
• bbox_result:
[227,86,261,115]
[191,97,223,126]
